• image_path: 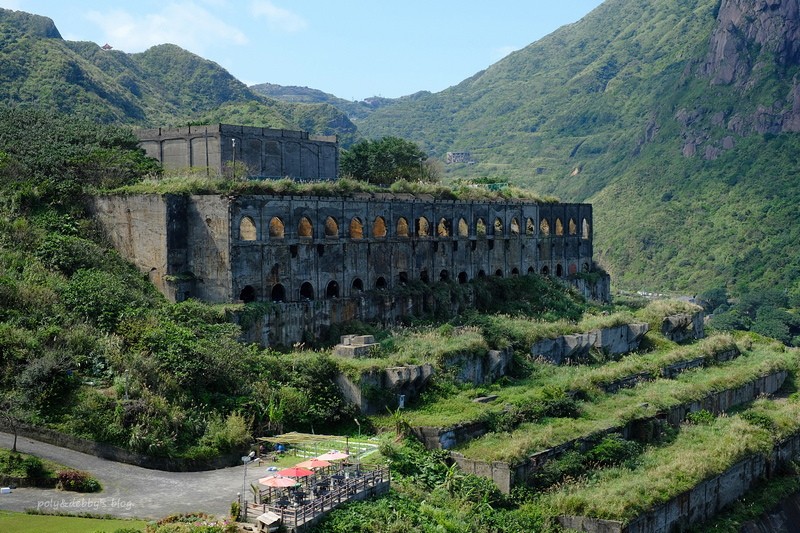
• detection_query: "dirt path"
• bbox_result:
[0,432,266,520]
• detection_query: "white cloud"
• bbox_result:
[86,2,248,54]
[250,0,307,33]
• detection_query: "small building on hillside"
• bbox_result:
[136,123,339,181]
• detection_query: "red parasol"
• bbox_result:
[278,466,315,478]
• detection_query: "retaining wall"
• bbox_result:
[530,323,650,365]
[559,430,800,533]
[336,347,513,415]
[450,370,787,493]
[0,422,246,472]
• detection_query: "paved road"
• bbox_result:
[0,432,268,520]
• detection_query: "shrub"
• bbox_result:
[584,434,641,467]
[22,456,47,479]
[57,470,102,492]
[686,409,715,425]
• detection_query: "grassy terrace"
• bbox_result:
[452,336,797,463]
[335,299,700,378]
[370,333,739,429]
[540,396,800,522]
[110,174,559,202]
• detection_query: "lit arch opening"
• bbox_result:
[325,216,339,237]
[269,217,284,238]
[349,218,363,239]
[373,217,387,237]
[299,217,313,238]
[240,217,257,241]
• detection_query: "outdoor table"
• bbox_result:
[276,499,290,508]
[331,475,344,485]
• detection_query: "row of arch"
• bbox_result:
[238,262,591,303]
[240,215,591,241]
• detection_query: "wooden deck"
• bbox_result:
[243,464,391,531]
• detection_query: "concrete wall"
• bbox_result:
[0,421,245,472]
[450,370,787,493]
[530,323,651,365]
[137,124,338,180]
[560,430,800,533]
[90,194,597,307]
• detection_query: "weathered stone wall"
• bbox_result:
[137,124,338,180]
[530,323,650,365]
[336,347,513,415]
[0,421,246,472]
[560,429,800,533]
[90,194,597,307]
[450,369,787,493]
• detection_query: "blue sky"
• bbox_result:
[3,0,605,100]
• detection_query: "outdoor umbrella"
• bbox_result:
[278,466,315,479]
[295,458,331,470]
[259,475,301,488]
[316,450,349,461]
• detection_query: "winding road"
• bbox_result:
[0,432,267,520]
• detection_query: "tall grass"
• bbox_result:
[454,338,796,462]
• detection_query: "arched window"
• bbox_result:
[417,217,430,237]
[583,262,590,273]
[476,218,487,236]
[352,278,364,295]
[478,270,486,278]
[437,218,450,237]
[458,272,468,284]
[440,270,449,281]
[540,219,550,236]
[300,282,314,300]
[582,219,591,239]
[373,217,387,237]
[349,218,363,239]
[494,218,503,236]
[325,216,338,237]
[510,218,520,235]
[375,277,387,290]
[271,284,285,302]
[299,217,313,238]
[240,217,257,241]
[269,217,284,238]
[495,269,503,277]
[420,270,430,283]
[526,218,535,235]
[511,268,519,277]
[527,266,535,274]
[569,219,577,235]
[240,285,256,303]
[541,265,550,275]
[556,264,564,277]
[398,272,409,285]
[569,264,578,275]
[458,218,469,237]
[397,217,409,237]
[555,219,564,236]
[326,280,340,298]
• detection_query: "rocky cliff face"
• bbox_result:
[687,0,800,152]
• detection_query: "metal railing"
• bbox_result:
[243,464,390,527]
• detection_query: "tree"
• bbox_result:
[340,136,430,185]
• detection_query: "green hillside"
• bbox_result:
[0,9,359,143]
[354,0,800,296]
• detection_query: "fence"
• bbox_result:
[243,464,390,529]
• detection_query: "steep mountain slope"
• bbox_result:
[355,0,800,295]
[0,8,358,142]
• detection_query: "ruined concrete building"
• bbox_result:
[137,124,338,180]
[89,126,604,345]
